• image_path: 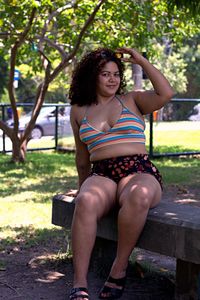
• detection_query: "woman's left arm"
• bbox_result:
[118,47,175,114]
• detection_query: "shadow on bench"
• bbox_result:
[52,194,200,300]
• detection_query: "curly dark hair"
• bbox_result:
[69,48,126,106]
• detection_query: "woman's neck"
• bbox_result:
[96,94,116,105]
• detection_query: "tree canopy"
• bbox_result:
[1,0,199,72]
[0,0,200,162]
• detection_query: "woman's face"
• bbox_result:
[96,61,121,97]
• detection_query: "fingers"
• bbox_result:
[116,47,144,64]
[65,189,79,197]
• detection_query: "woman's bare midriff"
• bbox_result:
[90,143,148,162]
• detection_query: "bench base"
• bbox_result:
[91,237,200,300]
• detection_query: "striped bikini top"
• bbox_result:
[79,96,146,154]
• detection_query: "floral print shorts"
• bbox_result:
[91,154,163,189]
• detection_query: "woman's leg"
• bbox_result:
[109,173,162,279]
[71,175,117,289]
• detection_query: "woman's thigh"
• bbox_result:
[77,175,118,219]
[117,173,162,208]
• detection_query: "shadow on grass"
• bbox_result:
[0,152,76,175]
[0,175,77,200]
[0,225,69,252]
[0,152,77,200]
[153,156,200,186]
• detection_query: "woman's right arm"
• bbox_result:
[70,106,91,190]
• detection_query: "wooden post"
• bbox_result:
[175,259,200,300]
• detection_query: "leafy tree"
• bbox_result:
[0,0,107,162]
[0,0,200,162]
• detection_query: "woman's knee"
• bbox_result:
[120,186,155,212]
[75,191,109,221]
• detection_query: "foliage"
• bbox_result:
[132,43,187,94]
[167,0,200,16]
[0,0,200,81]
[177,34,200,98]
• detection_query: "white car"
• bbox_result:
[6,106,73,139]
[188,103,200,121]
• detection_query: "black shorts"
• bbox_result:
[90,154,163,189]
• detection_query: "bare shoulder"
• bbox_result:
[124,90,160,115]
[70,104,86,125]
[121,90,143,102]
[119,92,144,116]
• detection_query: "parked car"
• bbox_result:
[188,103,200,121]
[6,106,73,139]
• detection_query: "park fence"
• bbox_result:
[0,99,200,158]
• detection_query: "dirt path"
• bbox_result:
[0,185,199,300]
[0,245,176,300]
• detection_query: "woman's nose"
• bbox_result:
[109,74,115,81]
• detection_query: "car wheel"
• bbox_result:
[31,126,43,139]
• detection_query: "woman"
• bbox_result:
[68,47,174,299]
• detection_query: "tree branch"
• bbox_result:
[0,120,13,137]
[8,8,37,134]
[36,2,80,75]
[37,36,68,59]
[49,0,108,82]
[40,2,79,41]
[21,57,51,143]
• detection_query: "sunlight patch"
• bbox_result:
[1,191,50,202]
[36,271,65,283]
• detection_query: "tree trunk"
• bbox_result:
[132,63,143,90]
[11,135,29,163]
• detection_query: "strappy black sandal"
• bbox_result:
[98,276,126,299]
[69,287,89,299]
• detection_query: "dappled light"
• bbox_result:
[36,271,65,283]
[0,153,77,200]
[176,199,199,204]
[0,225,68,262]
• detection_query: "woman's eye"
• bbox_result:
[101,73,109,77]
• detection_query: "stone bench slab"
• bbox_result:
[52,194,200,265]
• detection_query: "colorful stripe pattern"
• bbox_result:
[79,102,146,154]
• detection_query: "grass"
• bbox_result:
[0,136,200,253]
[0,152,77,252]
[145,121,200,154]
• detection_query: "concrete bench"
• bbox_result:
[52,194,200,300]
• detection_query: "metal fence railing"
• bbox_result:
[0,99,200,157]
[149,98,200,158]
[0,103,72,153]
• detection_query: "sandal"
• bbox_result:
[69,287,89,299]
[98,276,126,299]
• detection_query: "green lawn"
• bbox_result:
[145,121,200,153]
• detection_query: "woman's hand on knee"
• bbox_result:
[65,189,79,197]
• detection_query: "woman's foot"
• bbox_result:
[98,276,126,299]
[69,287,89,299]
